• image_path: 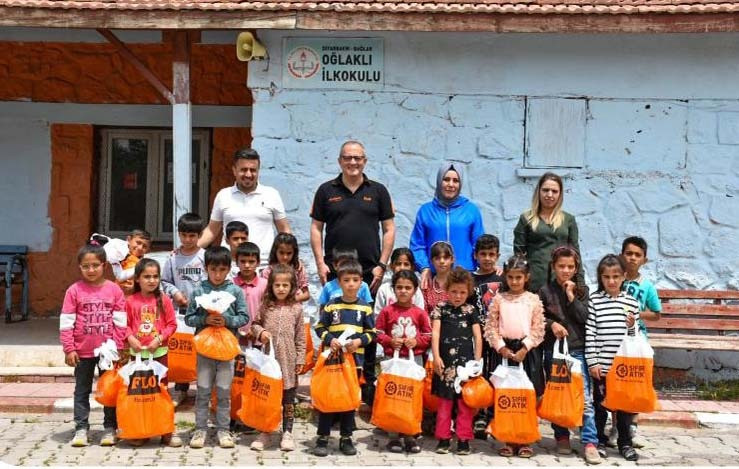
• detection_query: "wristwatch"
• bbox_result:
[377,261,387,271]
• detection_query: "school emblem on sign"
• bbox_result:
[286,46,320,79]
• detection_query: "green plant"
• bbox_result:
[176,420,196,430]
[697,380,739,401]
[294,405,313,421]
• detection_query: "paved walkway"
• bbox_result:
[1,410,739,467]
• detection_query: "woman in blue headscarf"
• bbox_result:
[410,162,485,289]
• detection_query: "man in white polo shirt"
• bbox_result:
[199,147,291,267]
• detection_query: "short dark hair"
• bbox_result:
[226,221,249,239]
[391,269,419,290]
[337,260,363,279]
[233,147,260,164]
[177,212,204,234]
[447,267,473,294]
[475,234,500,253]
[236,242,260,261]
[78,243,106,263]
[129,229,152,241]
[332,247,359,266]
[204,246,231,268]
[622,236,648,256]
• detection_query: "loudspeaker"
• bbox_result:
[236,32,267,61]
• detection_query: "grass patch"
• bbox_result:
[294,405,313,421]
[697,380,739,401]
[176,420,196,430]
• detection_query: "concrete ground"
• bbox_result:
[1,409,739,467]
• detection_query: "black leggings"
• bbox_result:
[282,387,296,433]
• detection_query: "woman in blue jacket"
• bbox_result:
[410,162,485,289]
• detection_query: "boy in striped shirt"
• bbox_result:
[586,254,640,462]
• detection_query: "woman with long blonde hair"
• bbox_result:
[513,172,582,292]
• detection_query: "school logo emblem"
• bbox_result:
[616,364,629,378]
[384,382,397,396]
[497,395,511,410]
[287,46,320,79]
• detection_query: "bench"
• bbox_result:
[0,245,29,323]
[648,289,739,351]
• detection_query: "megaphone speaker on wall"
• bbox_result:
[236,32,267,61]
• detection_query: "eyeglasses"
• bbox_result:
[80,263,103,271]
[340,155,366,162]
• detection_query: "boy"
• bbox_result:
[469,234,504,439]
[113,229,152,295]
[613,236,662,449]
[185,246,249,449]
[313,260,376,457]
[161,213,206,407]
[224,221,249,280]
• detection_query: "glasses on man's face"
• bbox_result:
[340,155,366,162]
[80,263,103,271]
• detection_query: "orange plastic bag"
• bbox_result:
[310,349,360,413]
[238,340,284,433]
[116,356,174,439]
[538,339,584,428]
[94,367,123,407]
[371,351,425,435]
[423,351,440,412]
[603,333,658,413]
[298,319,316,375]
[167,314,197,383]
[194,326,240,361]
[489,359,541,445]
[462,376,495,410]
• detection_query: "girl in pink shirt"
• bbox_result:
[60,243,127,448]
[484,254,545,458]
[125,258,179,447]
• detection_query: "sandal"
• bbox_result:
[517,446,534,458]
[498,445,515,457]
[404,436,421,454]
[386,439,404,453]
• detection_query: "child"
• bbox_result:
[422,241,454,317]
[313,260,376,457]
[484,254,545,458]
[317,248,373,307]
[538,246,600,464]
[585,254,640,462]
[185,246,249,449]
[250,264,307,452]
[234,242,268,344]
[224,221,249,280]
[113,229,152,295]
[376,269,431,453]
[60,243,126,447]
[469,234,504,438]
[261,232,310,302]
[373,248,425,316]
[617,236,662,449]
[431,267,482,456]
[125,258,180,447]
[161,212,206,406]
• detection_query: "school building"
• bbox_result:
[0,3,737,331]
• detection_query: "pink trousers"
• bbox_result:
[435,397,475,441]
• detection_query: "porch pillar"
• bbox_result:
[172,31,192,247]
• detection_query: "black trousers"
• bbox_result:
[593,377,635,448]
[317,410,355,437]
[74,357,117,431]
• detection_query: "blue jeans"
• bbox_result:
[543,348,598,445]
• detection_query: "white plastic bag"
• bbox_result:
[194,290,236,315]
[94,338,120,371]
[453,359,484,393]
[118,353,168,385]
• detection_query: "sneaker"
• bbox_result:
[596,443,608,459]
[280,432,295,452]
[584,443,602,465]
[70,429,89,447]
[250,432,271,451]
[619,445,639,461]
[189,429,207,449]
[161,434,183,448]
[404,436,421,454]
[456,440,471,455]
[339,436,357,456]
[556,437,572,455]
[473,419,488,440]
[387,439,404,453]
[313,436,329,457]
[218,431,235,449]
[630,424,646,449]
[435,439,451,454]
[100,429,117,447]
[606,426,618,448]
[172,390,188,407]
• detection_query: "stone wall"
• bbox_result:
[248,31,739,293]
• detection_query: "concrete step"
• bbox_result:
[0,345,65,367]
[0,367,74,383]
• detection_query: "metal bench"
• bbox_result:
[0,245,29,323]
[649,289,739,351]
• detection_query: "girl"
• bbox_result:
[125,258,180,447]
[261,233,310,302]
[538,246,600,464]
[431,267,482,456]
[585,254,640,462]
[376,270,432,454]
[422,242,454,317]
[60,243,126,448]
[485,254,545,458]
[250,264,307,452]
[373,248,425,317]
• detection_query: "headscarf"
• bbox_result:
[434,162,462,208]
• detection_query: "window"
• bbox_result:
[524,98,587,169]
[98,129,210,241]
